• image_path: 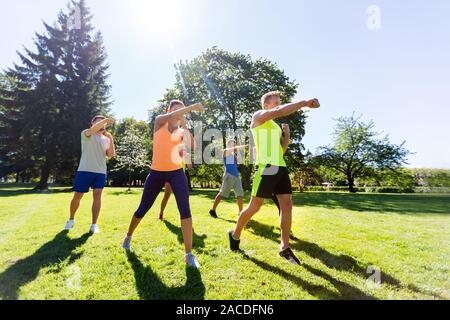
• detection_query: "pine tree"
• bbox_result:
[0,0,111,189]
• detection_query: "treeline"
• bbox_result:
[293,168,450,193]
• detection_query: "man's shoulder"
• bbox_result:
[81,129,93,140]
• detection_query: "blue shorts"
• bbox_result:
[73,171,107,193]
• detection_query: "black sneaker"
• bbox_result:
[279,248,301,265]
[209,210,218,218]
[228,230,240,251]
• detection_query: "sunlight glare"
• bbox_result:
[129,0,185,40]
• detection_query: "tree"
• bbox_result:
[108,118,151,187]
[316,114,410,193]
[0,0,111,189]
[113,127,149,191]
[153,47,305,189]
[290,152,323,192]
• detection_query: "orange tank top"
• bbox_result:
[151,123,184,172]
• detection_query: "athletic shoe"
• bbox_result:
[122,236,132,251]
[185,253,201,269]
[279,248,301,265]
[90,224,100,234]
[228,230,240,251]
[64,220,75,230]
[209,210,218,218]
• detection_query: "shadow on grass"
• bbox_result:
[0,231,91,300]
[109,190,141,196]
[163,220,207,254]
[192,189,450,215]
[295,192,450,215]
[246,219,445,299]
[0,187,73,197]
[126,251,205,300]
[239,252,375,300]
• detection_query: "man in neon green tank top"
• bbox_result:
[229,91,320,265]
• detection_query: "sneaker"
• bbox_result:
[279,248,301,265]
[209,210,218,218]
[228,230,240,251]
[90,224,100,234]
[185,253,200,268]
[122,236,132,251]
[64,220,75,231]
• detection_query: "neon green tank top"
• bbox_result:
[251,120,286,167]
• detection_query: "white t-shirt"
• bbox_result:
[77,131,110,174]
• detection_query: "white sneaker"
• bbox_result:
[185,253,200,269]
[90,224,100,234]
[122,236,132,251]
[64,220,75,230]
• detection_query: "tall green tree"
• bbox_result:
[316,114,410,193]
[152,47,305,189]
[113,127,149,191]
[0,0,111,189]
[108,118,151,187]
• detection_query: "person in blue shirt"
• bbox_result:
[209,139,247,218]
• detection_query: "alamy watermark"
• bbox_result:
[367,5,382,30]
[366,265,382,288]
[65,264,81,291]
[67,3,82,30]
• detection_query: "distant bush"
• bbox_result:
[302,186,415,193]
[415,187,450,193]
[303,186,326,192]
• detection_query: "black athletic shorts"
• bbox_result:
[252,165,292,199]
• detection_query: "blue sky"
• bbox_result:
[1,0,449,168]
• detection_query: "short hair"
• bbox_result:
[226,139,236,146]
[261,91,281,108]
[167,99,185,112]
[91,115,106,123]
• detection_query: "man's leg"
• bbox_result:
[235,177,245,214]
[276,194,293,251]
[70,192,84,220]
[232,197,264,240]
[236,196,244,213]
[212,194,222,211]
[92,189,103,225]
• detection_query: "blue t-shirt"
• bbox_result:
[224,154,239,177]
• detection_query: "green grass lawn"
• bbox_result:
[0,184,449,300]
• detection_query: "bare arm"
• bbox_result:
[223,145,248,157]
[252,99,320,128]
[85,118,115,137]
[154,103,204,132]
[104,132,116,159]
[281,124,291,155]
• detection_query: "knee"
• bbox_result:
[134,211,146,219]
[280,200,293,214]
[180,211,192,220]
[250,198,264,211]
[72,193,84,202]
